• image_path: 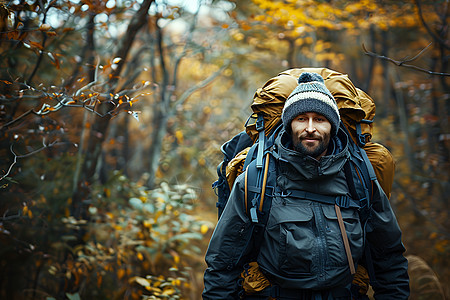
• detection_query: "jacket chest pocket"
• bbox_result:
[265,202,316,277]
[321,205,364,266]
[264,200,363,278]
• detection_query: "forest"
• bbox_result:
[0,0,448,299]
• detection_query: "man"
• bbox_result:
[203,72,409,299]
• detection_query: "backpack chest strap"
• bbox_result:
[276,189,360,209]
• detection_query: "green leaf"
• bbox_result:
[129,197,143,210]
[66,293,81,300]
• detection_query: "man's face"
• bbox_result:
[290,112,332,159]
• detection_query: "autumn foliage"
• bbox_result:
[0,0,448,299]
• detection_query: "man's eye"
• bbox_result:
[315,118,324,122]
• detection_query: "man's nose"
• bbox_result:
[305,118,316,133]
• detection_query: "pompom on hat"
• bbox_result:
[281,72,340,137]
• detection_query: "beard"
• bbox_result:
[293,132,331,158]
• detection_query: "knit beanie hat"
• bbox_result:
[281,72,340,137]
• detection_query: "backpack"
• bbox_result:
[212,67,395,296]
[213,68,394,218]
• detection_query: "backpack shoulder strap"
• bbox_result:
[244,151,276,224]
[340,122,378,209]
[244,148,277,258]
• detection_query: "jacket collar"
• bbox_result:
[275,128,350,180]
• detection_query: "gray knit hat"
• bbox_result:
[281,72,340,137]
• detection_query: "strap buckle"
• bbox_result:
[256,114,264,131]
[335,195,350,208]
[279,190,291,198]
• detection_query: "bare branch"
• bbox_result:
[0,109,36,131]
[400,42,433,63]
[174,62,230,110]
[75,58,102,97]
[414,0,450,51]
[108,0,154,90]
[27,0,58,84]
[171,2,202,88]
[0,139,75,183]
[1,65,151,131]
[362,43,450,76]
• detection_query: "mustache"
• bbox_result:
[299,133,322,140]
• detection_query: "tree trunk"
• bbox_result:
[363,25,376,93]
[71,0,154,218]
[147,106,169,188]
[391,69,415,172]
[381,29,390,118]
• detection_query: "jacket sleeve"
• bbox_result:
[365,180,410,299]
[203,174,254,299]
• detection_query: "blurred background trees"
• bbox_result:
[0,0,448,299]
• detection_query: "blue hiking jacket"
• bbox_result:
[203,130,409,299]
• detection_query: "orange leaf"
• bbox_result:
[7,31,19,40]
[28,40,44,50]
[137,252,144,261]
[97,274,102,287]
[39,24,52,31]
[241,23,251,31]
[117,269,125,279]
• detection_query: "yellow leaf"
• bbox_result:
[175,130,183,143]
[133,276,150,287]
[143,220,152,228]
[162,288,175,296]
[172,279,181,286]
[137,252,144,261]
[154,210,163,222]
[201,224,209,234]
